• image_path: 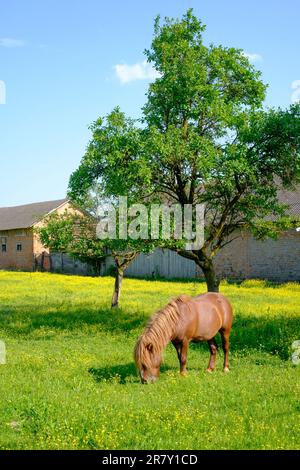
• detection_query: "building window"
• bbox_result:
[1,237,7,253]
[16,243,22,252]
[15,230,26,237]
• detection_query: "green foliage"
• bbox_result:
[252,216,300,240]
[37,212,107,272]
[68,108,151,206]
[0,272,300,449]
[144,9,266,129]
[38,210,159,258]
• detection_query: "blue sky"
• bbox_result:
[0,0,299,207]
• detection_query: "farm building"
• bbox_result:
[0,187,299,282]
[0,199,88,274]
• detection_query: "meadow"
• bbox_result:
[0,271,299,450]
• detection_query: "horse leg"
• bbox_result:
[206,338,218,373]
[172,340,189,376]
[173,341,181,363]
[220,328,230,372]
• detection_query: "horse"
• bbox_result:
[134,292,233,383]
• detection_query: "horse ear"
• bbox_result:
[146,343,153,353]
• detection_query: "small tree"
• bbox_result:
[37,212,106,275]
[38,211,156,308]
[67,108,159,305]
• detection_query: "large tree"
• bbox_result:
[69,10,300,292]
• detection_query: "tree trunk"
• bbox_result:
[110,252,139,309]
[200,260,220,293]
[175,248,220,293]
[111,268,123,308]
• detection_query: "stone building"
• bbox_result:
[0,199,85,272]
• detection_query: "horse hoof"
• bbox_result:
[180,371,188,377]
[223,367,230,373]
[206,368,214,373]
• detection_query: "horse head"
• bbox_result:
[135,341,161,384]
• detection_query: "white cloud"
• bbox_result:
[0,38,26,48]
[114,60,160,84]
[243,52,263,63]
[291,80,300,104]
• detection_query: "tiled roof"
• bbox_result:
[0,199,67,231]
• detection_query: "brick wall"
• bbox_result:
[247,230,300,281]
[0,229,34,270]
[196,230,300,282]
[33,201,84,271]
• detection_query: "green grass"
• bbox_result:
[0,271,299,450]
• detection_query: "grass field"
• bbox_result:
[0,271,299,450]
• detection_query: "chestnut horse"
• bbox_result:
[134,292,233,383]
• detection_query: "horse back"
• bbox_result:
[193,293,233,331]
[172,292,233,343]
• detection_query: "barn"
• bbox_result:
[0,199,86,273]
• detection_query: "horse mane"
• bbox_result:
[134,295,190,370]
